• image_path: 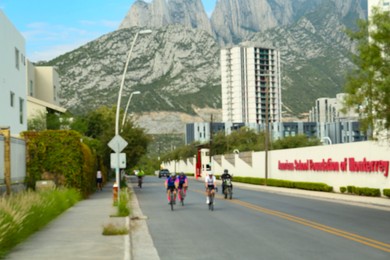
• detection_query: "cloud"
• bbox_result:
[28,42,87,62]
[22,20,120,62]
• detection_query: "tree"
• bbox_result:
[70,106,150,171]
[272,135,321,150]
[28,111,47,131]
[344,7,390,137]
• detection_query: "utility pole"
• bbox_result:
[264,73,269,186]
[209,114,213,167]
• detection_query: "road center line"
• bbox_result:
[194,189,390,253]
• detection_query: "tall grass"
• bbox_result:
[0,189,81,258]
[117,188,130,217]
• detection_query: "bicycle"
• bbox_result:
[168,188,176,211]
[222,178,233,199]
[178,187,186,206]
[207,187,216,211]
[170,191,175,211]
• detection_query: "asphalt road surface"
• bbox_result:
[130,176,390,260]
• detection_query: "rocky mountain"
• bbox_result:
[43,0,368,135]
[48,25,222,134]
[119,0,212,35]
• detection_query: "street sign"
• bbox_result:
[108,135,128,153]
[110,153,126,169]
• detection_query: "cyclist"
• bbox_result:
[205,170,216,204]
[178,172,188,192]
[165,172,179,204]
[137,169,145,188]
[221,169,233,194]
[177,172,188,201]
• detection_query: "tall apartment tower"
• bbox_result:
[221,46,282,125]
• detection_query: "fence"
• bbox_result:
[0,135,26,194]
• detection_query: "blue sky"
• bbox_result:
[0,0,217,62]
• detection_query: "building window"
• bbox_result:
[53,85,57,101]
[10,91,15,107]
[15,48,20,70]
[19,98,24,124]
[29,80,34,96]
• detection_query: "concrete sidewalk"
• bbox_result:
[5,181,131,260]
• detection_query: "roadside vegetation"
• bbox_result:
[160,128,321,162]
[0,188,81,258]
[344,7,390,137]
[0,105,150,255]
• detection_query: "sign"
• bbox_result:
[278,157,389,177]
[108,135,128,153]
[110,153,126,169]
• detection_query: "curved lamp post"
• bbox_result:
[121,90,141,130]
[322,136,332,145]
[113,29,152,197]
[115,29,152,136]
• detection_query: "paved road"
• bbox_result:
[130,176,390,260]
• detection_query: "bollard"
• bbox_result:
[113,182,118,203]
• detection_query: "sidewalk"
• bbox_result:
[5,181,130,260]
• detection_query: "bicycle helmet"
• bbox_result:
[171,172,176,177]
[224,169,228,174]
[180,172,184,176]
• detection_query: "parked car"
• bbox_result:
[159,169,170,178]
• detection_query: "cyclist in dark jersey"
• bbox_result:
[178,172,188,191]
[165,172,179,204]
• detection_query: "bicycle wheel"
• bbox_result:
[180,190,184,206]
[210,193,214,211]
[170,192,174,211]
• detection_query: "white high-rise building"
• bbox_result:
[221,45,282,125]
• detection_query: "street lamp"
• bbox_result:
[322,136,332,145]
[113,29,152,198]
[121,90,141,130]
[115,29,152,137]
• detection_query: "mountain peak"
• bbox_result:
[119,0,212,35]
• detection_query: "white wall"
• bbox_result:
[165,141,390,192]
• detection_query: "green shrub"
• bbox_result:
[346,186,380,197]
[22,130,97,198]
[340,187,347,193]
[231,177,333,192]
[383,189,390,198]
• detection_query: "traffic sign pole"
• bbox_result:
[108,135,128,203]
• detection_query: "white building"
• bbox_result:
[368,0,390,15]
[221,45,282,125]
[26,62,66,119]
[0,10,27,136]
[0,10,66,135]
